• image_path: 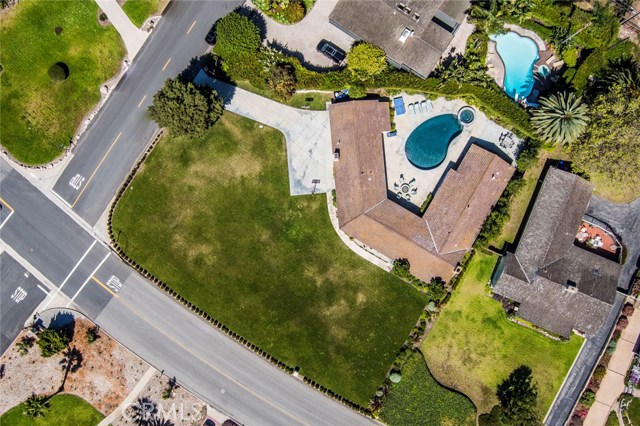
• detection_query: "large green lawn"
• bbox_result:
[112,112,427,405]
[0,0,125,164]
[422,253,583,415]
[380,350,476,426]
[0,394,104,426]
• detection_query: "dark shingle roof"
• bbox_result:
[329,0,469,78]
[493,167,623,337]
[494,274,612,338]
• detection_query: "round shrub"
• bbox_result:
[389,372,402,383]
[48,62,69,81]
[580,389,596,408]
[593,365,606,385]
[623,302,635,316]
[562,47,580,68]
[54,26,63,35]
[617,315,629,331]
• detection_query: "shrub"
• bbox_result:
[580,389,596,408]
[389,372,402,383]
[593,365,606,385]
[214,13,261,60]
[392,258,412,281]
[85,326,100,344]
[16,336,35,356]
[48,62,69,81]
[347,83,367,99]
[267,63,296,101]
[563,47,581,68]
[617,315,629,331]
[148,78,223,137]
[347,42,387,80]
[516,138,543,172]
[623,303,635,317]
[37,328,69,357]
[254,0,306,24]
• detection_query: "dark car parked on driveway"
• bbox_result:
[317,39,346,63]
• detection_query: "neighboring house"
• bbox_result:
[330,99,513,282]
[329,0,469,78]
[492,167,623,338]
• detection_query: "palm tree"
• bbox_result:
[150,417,175,426]
[23,394,50,418]
[601,57,640,92]
[58,346,83,392]
[531,92,589,145]
[130,397,158,426]
[16,336,35,356]
[468,0,505,34]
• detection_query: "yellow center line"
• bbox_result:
[91,276,118,298]
[162,57,171,71]
[71,132,122,208]
[0,196,15,212]
[137,95,147,108]
[187,20,196,34]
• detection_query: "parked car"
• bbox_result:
[317,40,346,63]
[202,419,216,426]
[205,25,216,45]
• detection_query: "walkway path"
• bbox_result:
[585,299,640,426]
[98,366,156,426]
[95,0,149,59]
[194,70,335,195]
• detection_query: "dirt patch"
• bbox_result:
[0,319,148,415]
[115,371,207,426]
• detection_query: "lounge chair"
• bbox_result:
[411,188,418,195]
[417,102,423,114]
[409,103,416,116]
[425,100,434,112]
[404,193,411,201]
[420,101,427,113]
[393,182,399,190]
[399,174,404,184]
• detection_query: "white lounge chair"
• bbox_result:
[409,103,416,116]
[417,102,423,114]
[425,100,434,112]
[399,174,404,184]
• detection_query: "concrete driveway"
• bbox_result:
[194,70,335,195]
[246,0,355,69]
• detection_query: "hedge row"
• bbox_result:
[106,129,371,416]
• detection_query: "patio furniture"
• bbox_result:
[408,177,416,185]
[396,192,402,199]
[399,174,404,183]
[394,182,399,190]
[411,188,417,195]
[420,100,427,113]
[425,100,433,112]
[404,193,411,201]
[393,96,406,116]
[417,102,423,114]
[409,103,417,116]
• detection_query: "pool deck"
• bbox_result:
[384,93,522,212]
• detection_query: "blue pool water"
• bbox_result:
[405,114,462,170]
[491,32,539,99]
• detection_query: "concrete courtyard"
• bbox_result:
[383,93,522,211]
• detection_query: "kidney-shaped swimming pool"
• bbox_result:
[404,114,462,170]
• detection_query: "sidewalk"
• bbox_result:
[98,366,156,426]
[95,0,149,59]
[585,300,640,426]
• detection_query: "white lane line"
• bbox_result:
[137,95,147,108]
[43,240,97,309]
[66,252,111,307]
[162,57,171,71]
[0,210,14,230]
[37,284,49,295]
[187,20,196,34]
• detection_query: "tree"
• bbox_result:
[36,328,69,357]
[149,78,223,137]
[268,63,296,101]
[59,346,83,392]
[347,43,387,80]
[596,57,640,95]
[496,365,541,426]
[129,397,158,426]
[85,326,100,344]
[23,394,50,418]
[567,84,640,188]
[531,92,589,145]
[468,0,505,34]
[150,418,175,426]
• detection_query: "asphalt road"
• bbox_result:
[52,0,241,226]
[0,252,48,355]
[2,160,376,425]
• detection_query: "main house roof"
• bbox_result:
[493,167,623,337]
[329,0,469,78]
[330,99,513,282]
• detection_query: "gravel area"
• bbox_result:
[116,371,207,426]
[0,318,148,415]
